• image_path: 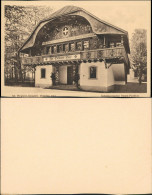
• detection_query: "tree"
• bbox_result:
[4,5,53,83]
[130,29,147,84]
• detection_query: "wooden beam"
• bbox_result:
[42,33,96,46]
[103,35,106,48]
[121,35,124,46]
[81,41,83,51]
[29,49,32,57]
[58,62,63,65]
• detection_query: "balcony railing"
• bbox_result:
[21,47,129,66]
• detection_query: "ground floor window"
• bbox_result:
[41,68,46,78]
[90,67,97,78]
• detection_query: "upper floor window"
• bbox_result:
[57,45,60,53]
[69,43,75,52]
[116,42,122,47]
[54,45,57,53]
[90,67,97,79]
[51,46,54,54]
[63,44,69,53]
[57,45,62,53]
[76,41,82,51]
[109,42,115,48]
[46,47,50,54]
[83,40,89,50]
[41,68,46,78]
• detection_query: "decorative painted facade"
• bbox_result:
[19,6,130,92]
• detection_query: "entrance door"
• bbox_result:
[67,66,73,85]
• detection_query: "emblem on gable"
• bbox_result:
[63,27,69,36]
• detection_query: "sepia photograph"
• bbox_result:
[1,1,152,194]
[1,1,151,97]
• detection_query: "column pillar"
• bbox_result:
[81,41,83,50]
[55,65,59,85]
[74,42,76,51]
[73,64,76,85]
[33,66,36,87]
[121,35,124,46]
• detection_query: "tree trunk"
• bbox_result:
[138,64,142,85]
[17,53,23,82]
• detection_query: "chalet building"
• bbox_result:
[19,5,130,92]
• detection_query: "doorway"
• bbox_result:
[67,66,73,85]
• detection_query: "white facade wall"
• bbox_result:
[111,63,125,85]
[79,61,125,92]
[35,65,53,88]
[79,61,110,91]
[34,62,126,91]
[107,66,115,86]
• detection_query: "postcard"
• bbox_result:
[1,1,151,97]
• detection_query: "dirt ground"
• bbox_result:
[2,81,148,97]
[113,82,147,93]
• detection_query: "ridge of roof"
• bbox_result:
[45,5,82,20]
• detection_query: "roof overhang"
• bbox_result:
[19,6,130,53]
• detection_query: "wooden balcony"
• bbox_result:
[21,47,129,66]
[81,47,129,65]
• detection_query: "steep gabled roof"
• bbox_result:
[44,5,127,34]
[19,5,130,52]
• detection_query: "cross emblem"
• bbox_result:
[63,27,68,36]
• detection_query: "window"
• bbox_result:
[69,43,75,52]
[57,45,60,53]
[43,47,46,55]
[76,41,82,51]
[110,42,115,48]
[83,40,89,50]
[51,46,54,54]
[57,45,62,53]
[54,45,57,53]
[63,44,69,53]
[46,47,50,54]
[116,42,122,47]
[90,67,97,79]
[41,68,46,78]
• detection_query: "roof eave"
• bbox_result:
[81,8,128,35]
[19,10,82,52]
[19,6,129,52]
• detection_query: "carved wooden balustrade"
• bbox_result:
[81,47,129,64]
[21,47,129,66]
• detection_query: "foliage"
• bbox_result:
[130,29,147,83]
[5,5,53,81]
